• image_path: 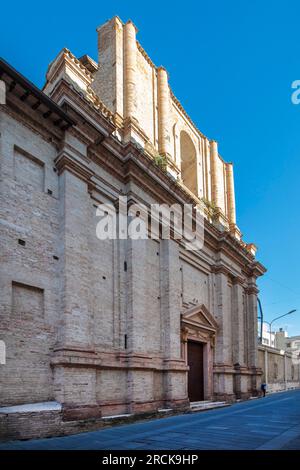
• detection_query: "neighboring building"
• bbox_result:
[258,328,300,393]
[0,16,266,440]
[260,322,276,347]
[275,329,300,360]
[275,328,289,350]
[258,345,300,393]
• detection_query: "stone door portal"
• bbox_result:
[187,340,204,402]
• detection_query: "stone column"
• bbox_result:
[231,279,245,366]
[247,282,259,368]
[52,140,98,420]
[160,240,181,359]
[157,67,171,156]
[213,269,234,399]
[124,20,137,119]
[160,240,188,408]
[210,140,221,208]
[57,172,93,350]
[125,238,148,352]
[204,138,212,201]
[246,279,260,394]
[225,163,236,226]
[232,278,248,398]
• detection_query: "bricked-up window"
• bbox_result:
[12,281,44,319]
[14,146,44,192]
[273,362,278,379]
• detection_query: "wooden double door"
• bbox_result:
[187,340,204,402]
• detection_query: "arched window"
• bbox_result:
[180,131,197,195]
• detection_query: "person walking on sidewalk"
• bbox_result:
[261,382,267,397]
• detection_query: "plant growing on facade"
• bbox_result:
[200,197,219,222]
[153,153,167,172]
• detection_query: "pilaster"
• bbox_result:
[246,279,260,394]
[225,162,236,227]
[213,269,234,398]
[210,140,221,209]
[231,278,245,366]
[157,67,171,157]
[124,20,137,119]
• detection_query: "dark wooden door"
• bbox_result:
[187,341,204,402]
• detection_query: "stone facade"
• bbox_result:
[0,16,266,440]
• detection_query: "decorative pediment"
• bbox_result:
[181,304,218,333]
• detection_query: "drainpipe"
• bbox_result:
[257,297,263,344]
[284,352,287,390]
[264,348,268,386]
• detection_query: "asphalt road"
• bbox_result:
[1,389,300,450]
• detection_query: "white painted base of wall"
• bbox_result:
[266,383,300,394]
[0,401,62,414]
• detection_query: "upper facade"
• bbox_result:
[44,16,252,248]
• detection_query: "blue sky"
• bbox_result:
[1,0,300,335]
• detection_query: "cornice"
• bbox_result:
[171,90,206,141]
[52,136,265,277]
[85,85,115,123]
[3,94,62,148]
[54,150,95,182]
[136,41,156,69]
[135,38,211,147]
[51,348,187,372]
[232,275,246,286]
[211,266,246,286]
[48,79,115,138]
[46,68,115,128]
[45,48,94,87]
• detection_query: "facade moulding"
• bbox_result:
[44,48,94,88]
[54,151,95,182]
[245,286,260,295]
[1,79,264,273]
[49,79,115,132]
[49,81,115,136]
[2,96,64,147]
[50,350,188,372]
[39,75,257,266]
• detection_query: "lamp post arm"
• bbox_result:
[270,310,297,329]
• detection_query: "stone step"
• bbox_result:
[102,413,133,420]
[158,408,173,413]
[190,401,230,412]
[190,400,212,406]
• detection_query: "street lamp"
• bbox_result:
[266,310,297,347]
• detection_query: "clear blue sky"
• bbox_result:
[1,0,300,335]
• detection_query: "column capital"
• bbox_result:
[245,285,259,295]
[232,275,246,286]
[211,264,232,277]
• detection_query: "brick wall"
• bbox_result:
[0,113,60,406]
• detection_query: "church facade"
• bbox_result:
[0,17,266,439]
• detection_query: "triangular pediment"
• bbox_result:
[181,304,218,332]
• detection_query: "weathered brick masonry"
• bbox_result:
[0,16,266,440]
